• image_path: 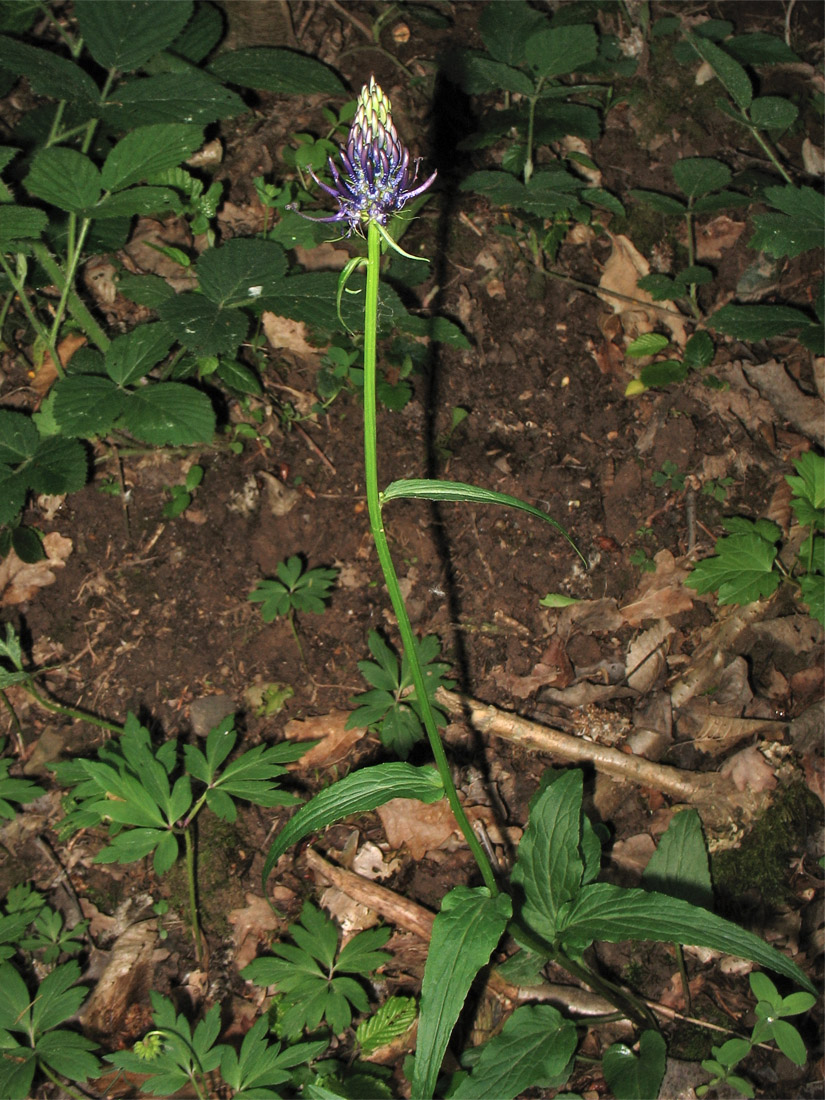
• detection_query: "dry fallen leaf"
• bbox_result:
[598,233,687,345]
[377,797,459,860]
[0,532,73,605]
[719,745,777,793]
[284,710,368,769]
[625,620,674,693]
[228,893,282,970]
[262,312,320,357]
[620,550,694,626]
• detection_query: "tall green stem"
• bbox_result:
[362,221,498,895]
[184,825,204,966]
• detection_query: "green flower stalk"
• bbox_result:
[293,79,497,892]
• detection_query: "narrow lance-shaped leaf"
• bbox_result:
[412,886,512,1100]
[381,479,586,565]
[262,763,444,886]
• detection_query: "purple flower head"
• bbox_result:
[294,77,436,233]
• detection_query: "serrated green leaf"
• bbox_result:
[800,572,824,626]
[686,530,780,605]
[209,47,344,95]
[525,23,599,78]
[217,358,262,395]
[692,190,750,213]
[688,33,752,109]
[101,124,204,193]
[454,51,535,96]
[105,324,175,386]
[34,1028,100,1082]
[642,809,713,909]
[454,1004,576,1099]
[120,383,215,446]
[51,376,125,438]
[158,293,250,355]
[92,186,181,219]
[29,960,87,1034]
[478,0,546,66]
[787,452,824,523]
[197,238,288,306]
[262,764,444,886]
[727,32,801,65]
[683,330,715,369]
[21,436,87,496]
[102,71,245,128]
[357,996,417,1055]
[626,333,670,357]
[0,206,47,244]
[710,304,812,340]
[602,1030,667,1100]
[629,189,686,215]
[413,887,512,1100]
[75,0,193,71]
[749,96,798,131]
[25,148,100,213]
[0,35,99,103]
[672,157,731,198]
[558,883,813,991]
[639,360,689,388]
[749,185,824,259]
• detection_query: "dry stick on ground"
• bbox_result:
[435,688,769,831]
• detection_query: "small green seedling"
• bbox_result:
[0,883,87,963]
[631,157,747,318]
[162,463,204,518]
[652,459,687,492]
[347,630,454,758]
[625,329,715,393]
[696,971,815,1097]
[242,901,391,1039]
[248,556,338,667]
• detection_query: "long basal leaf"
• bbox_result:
[559,883,814,992]
[412,886,512,1100]
[381,479,586,565]
[511,771,586,946]
[262,764,444,886]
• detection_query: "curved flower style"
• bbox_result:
[295,76,436,233]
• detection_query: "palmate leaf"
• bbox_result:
[524,22,599,78]
[412,887,512,1100]
[787,451,824,528]
[478,0,546,67]
[107,994,222,1095]
[220,1016,327,1095]
[243,903,390,1037]
[158,293,250,356]
[686,521,781,605]
[101,124,204,193]
[119,383,216,446]
[0,35,99,104]
[453,1004,577,1100]
[24,148,100,213]
[687,32,752,110]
